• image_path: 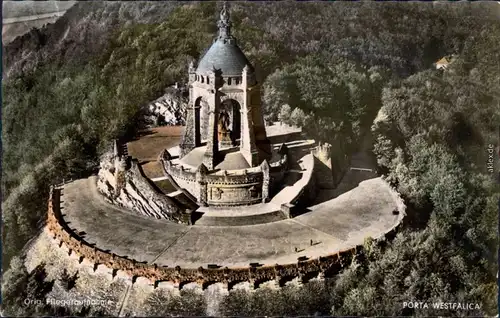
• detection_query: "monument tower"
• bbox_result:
[179,2,271,170]
[164,2,282,207]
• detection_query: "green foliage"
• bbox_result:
[1,260,55,317]
[230,2,498,77]
[368,16,499,316]
[263,55,387,149]
[2,2,499,316]
[144,289,206,317]
[2,4,217,272]
[219,283,332,316]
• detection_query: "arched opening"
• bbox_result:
[179,281,196,290]
[301,271,320,284]
[227,77,232,85]
[323,260,342,278]
[202,281,217,290]
[228,280,247,290]
[254,278,273,289]
[220,99,241,146]
[278,275,297,287]
[201,76,204,83]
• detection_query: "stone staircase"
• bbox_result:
[193,202,286,226]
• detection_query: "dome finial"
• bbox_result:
[217,1,232,40]
[221,2,228,20]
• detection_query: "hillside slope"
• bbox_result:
[3,2,180,78]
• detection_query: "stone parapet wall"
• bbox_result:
[163,165,197,196]
[167,163,264,206]
[312,143,335,189]
[329,139,350,187]
[284,153,317,213]
[295,154,316,204]
[161,147,288,206]
[125,160,190,223]
[168,164,264,185]
[45,181,405,290]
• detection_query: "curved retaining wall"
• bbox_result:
[46,181,405,290]
[290,153,317,206]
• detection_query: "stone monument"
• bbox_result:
[179,2,271,168]
[165,3,285,207]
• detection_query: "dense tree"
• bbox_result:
[263,55,388,151]
[1,260,56,317]
[369,21,499,316]
[144,289,207,317]
[2,1,499,316]
[2,4,216,270]
[219,283,332,316]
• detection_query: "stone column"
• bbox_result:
[203,103,218,170]
[261,159,270,203]
[180,98,196,158]
[241,65,259,166]
[188,60,196,83]
[180,60,199,158]
[250,87,272,157]
[196,163,208,206]
[203,67,223,170]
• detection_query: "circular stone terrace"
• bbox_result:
[55,174,403,269]
[45,124,405,286]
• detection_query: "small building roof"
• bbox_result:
[436,57,450,65]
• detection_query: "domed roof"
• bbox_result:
[196,2,254,76]
[196,39,253,76]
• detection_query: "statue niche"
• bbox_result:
[218,99,241,148]
[218,110,233,148]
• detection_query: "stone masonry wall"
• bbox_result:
[161,148,288,206]
[46,181,406,290]
[312,143,335,189]
[97,152,189,223]
[167,163,264,206]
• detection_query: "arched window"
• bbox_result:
[195,75,198,81]
[227,77,232,85]
[207,77,210,84]
[201,76,204,83]
[235,77,240,85]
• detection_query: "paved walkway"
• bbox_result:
[59,175,402,268]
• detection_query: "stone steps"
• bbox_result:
[193,209,287,226]
[167,190,183,197]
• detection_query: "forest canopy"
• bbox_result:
[2,2,499,316]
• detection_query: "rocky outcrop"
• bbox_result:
[97,150,190,224]
[145,84,188,126]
